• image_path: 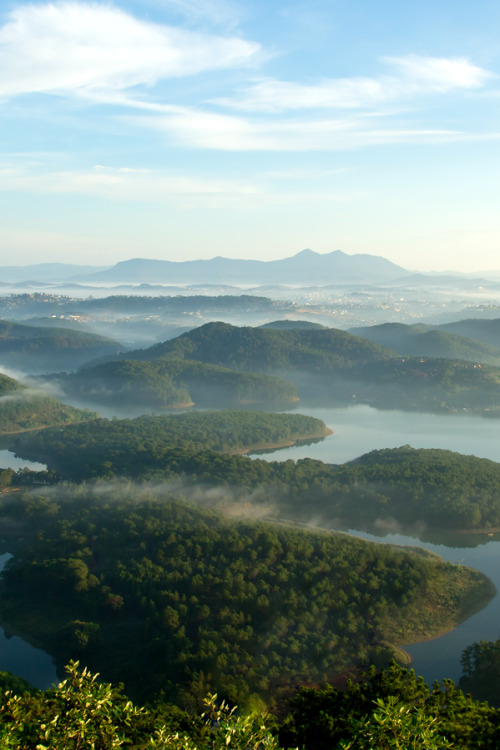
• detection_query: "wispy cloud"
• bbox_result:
[212,55,494,112]
[0,159,360,206]
[0,1,260,98]
[132,106,500,151]
[0,161,261,204]
[0,4,496,158]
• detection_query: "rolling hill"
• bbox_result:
[0,319,124,373]
[350,322,500,365]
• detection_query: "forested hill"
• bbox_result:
[51,358,298,409]
[9,410,330,473]
[0,371,98,434]
[350,322,500,365]
[114,321,395,372]
[11,415,500,531]
[438,317,500,348]
[0,319,124,373]
[0,484,490,708]
[0,371,24,397]
[88,322,500,415]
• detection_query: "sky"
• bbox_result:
[2,0,500,273]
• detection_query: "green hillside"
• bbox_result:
[350,322,500,364]
[0,371,24,397]
[11,416,500,532]
[348,356,500,413]
[0,485,490,708]
[259,319,327,330]
[54,357,298,408]
[0,319,120,348]
[123,322,395,373]
[101,323,500,415]
[0,319,124,372]
[9,410,330,475]
[438,317,500,348]
[0,392,98,434]
[0,371,98,434]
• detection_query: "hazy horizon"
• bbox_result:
[2,0,500,272]
[0,248,500,277]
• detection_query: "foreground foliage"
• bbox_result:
[280,661,500,750]
[0,661,498,749]
[0,661,277,750]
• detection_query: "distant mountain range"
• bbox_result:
[0,250,406,285]
[0,263,109,282]
[75,249,407,285]
[1,250,499,288]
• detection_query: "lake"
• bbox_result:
[253,404,500,464]
[255,404,500,687]
[0,450,46,472]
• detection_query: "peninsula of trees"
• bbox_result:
[10,413,500,532]
[0,484,492,710]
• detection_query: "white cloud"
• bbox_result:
[212,55,494,112]
[133,105,499,151]
[386,54,493,91]
[0,1,260,98]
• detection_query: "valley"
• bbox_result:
[0,257,499,722]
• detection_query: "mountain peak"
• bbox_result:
[293,248,318,258]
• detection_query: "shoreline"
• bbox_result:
[231,427,334,455]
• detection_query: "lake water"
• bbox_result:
[0,450,46,472]
[253,404,500,464]
[255,405,500,687]
[0,436,47,471]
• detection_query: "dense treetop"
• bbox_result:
[10,414,500,531]
[119,322,394,373]
[9,410,328,476]
[51,358,298,409]
[0,484,490,709]
[460,638,500,706]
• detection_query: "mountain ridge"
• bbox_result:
[74,249,406,284]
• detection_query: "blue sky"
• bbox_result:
[2,0,500,272]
